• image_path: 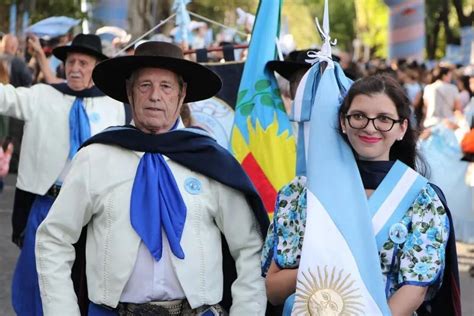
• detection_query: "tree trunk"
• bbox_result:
[127,0,155,39]
[427,13,442,60]
[452,0,472,27]
[441,0,456,44]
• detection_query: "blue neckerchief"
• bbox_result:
[130,151,187,260]
[130,120,188,261]
[81,125,269,237]
[68,97,91,159]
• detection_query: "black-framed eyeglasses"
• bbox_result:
[345,113,403,132]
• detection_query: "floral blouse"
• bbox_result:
[261,176,450,300]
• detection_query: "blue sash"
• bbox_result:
[368,160,428,249]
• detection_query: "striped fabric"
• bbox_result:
[231,0,296,215]
[384,0,425,62]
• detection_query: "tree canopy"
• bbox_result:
[0,0,470,61]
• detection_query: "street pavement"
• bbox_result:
[0,174,473,315]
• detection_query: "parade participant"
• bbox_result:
[423,66,461,127]
[35,41,268,316]
[267,49,317,101]
[261,74,460,315]
[0,33,128,316]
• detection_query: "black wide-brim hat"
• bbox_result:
[92,41,222,103]
[53,33,108,62]
[267,49,340,81]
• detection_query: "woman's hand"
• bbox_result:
[265,261,298,306]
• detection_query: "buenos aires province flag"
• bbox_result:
[231,0,296,215]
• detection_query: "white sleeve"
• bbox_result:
[0,83,40,121]
[215,184,267,316]
[35,148,94,316]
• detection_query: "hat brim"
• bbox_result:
[266,60,311,81]
[53,45,108,62]
[92,56,222,103]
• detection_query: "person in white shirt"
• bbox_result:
[35,41,268,316]
[2,33,128,316]
[423,66,461,127]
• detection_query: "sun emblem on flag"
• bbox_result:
[293,265,364,315]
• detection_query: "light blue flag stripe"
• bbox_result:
[368,162,408,217]
[369,161,428,250]
[306,64,391,314]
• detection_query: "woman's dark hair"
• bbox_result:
[431,66,451,83]
[459,75,473,97]
[338,74,428,175]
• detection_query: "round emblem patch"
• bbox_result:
[184,177,202,195]
[88,112,101,123]
[389,222,408,244]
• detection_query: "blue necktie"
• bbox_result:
[130,152,187,260]
[69,97,91,159]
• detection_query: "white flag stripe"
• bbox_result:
[292,68,311,122]
[372,168,418,236]
[293,191,383,315]
[303,121,310,163]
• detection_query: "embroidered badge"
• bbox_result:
[184,177,202,195]
[389,223,408,244]
[89,112,101,123]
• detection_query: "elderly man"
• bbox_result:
[0,33,128,316]
[35,41,268,316]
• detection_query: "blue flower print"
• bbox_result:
[444,217,450,232]
[426,245,437,256]
[426,185,436,198]
[416,191,430,205]
[413,229,421,238]
[426,227,438,241]
[299,191,307,206]
[438,247,445,261]
[282,186,293,197]
[413,262,430,276]
[404,235,415,251]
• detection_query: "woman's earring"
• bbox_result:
[398,137,403,141]
[342,129,346,134]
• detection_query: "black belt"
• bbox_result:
[46,184,61,198]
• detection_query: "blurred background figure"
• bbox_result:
[0,140,14,193]
[95,26,131,57]
[423,65,462,128]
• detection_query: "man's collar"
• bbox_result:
[49,82,106,98]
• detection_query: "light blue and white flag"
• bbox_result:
[172,0,191,43]
[293,1,390,314]
[292,63,428,313]
[292,62,392,316]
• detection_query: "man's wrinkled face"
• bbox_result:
[127,67,186,134]
[65,52,97,91]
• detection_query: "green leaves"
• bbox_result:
[239,102,255,116]
[237,89,248,105]
[255,79,271,91]
[260,94,274,106]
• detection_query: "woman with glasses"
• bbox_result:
[261,74,460,315]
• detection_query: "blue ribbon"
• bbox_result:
[68,97,91,159]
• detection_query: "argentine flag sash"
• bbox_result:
[370,161,428,250]
[292,63,428,315]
